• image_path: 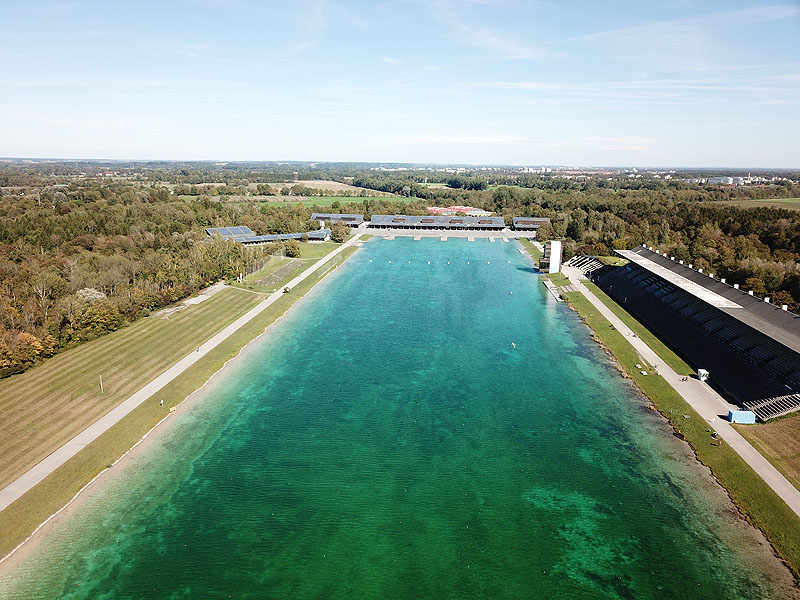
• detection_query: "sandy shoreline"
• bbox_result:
[0,249,356,578]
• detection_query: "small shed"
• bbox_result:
[728,410,756,424]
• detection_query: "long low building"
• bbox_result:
[590,245,800,421]
[311,213,364,226]
[512,217,551,230]
[205,226,330,245]
[369,214,506,230]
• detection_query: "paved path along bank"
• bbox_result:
[561,266,800,518]
[0,228,368,514]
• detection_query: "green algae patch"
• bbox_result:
[563,289,800,580]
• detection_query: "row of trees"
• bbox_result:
[0,186,333,377]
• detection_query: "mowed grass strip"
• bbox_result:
[736,413,800,491]
[562,290,800,579]
[546,272,571,287]
[518,237,541,266]
[583,282,694,376]
[0,288,263,488]
[0,246,360,560]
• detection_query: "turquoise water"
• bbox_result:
[1,238,795,599]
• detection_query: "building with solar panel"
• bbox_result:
[512,217,551,231]
[205,226,330,245]
[311,213,364,226]
[590,245,800,421]
[368,215,505,230]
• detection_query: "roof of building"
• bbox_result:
[616,246,800,355]
[512,217,551,228]
[205,226,255,238]
[205,225,329,244]
[238,230,330,244]
[310,213,364,223]
[370,214,505,228]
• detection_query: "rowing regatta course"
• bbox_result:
[1,238,796,599]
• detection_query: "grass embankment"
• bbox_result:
[546,272,571,287]
[736,414,800,492]
[0,288,263,489]
[583,282,694,377]
[561,289,800,579]
[518,238,541,266]
[0,246,361,560]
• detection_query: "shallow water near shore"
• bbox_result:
[1,238,797,599]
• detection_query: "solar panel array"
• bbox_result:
[205,226,330,244]
[205,226,255,239]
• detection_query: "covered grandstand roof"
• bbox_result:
[616,246,800,355]
[370,214,505,228]
[512,217,551,229]
[311,213,364,224]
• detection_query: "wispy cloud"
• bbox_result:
[288,0,327,54]
[428,0,552,59]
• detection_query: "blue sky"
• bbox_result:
[2,0,799,167]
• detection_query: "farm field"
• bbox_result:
[736,413,800,491]
[0,287,264,489]
[264,179,394,195]
[260,195,418,206]
[715,197,800,210]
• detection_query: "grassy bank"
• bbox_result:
[0,246,361,560]
[0,288,264,489]
[518,237,541,266]
[583,282,694,377]
[546,272,571,287]
[562,289,800,579]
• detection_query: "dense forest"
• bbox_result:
[1,161,799,377]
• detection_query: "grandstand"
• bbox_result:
[311,213,364,226]
[369,215,505,230]
[590,245,800,421]
[512,217,551,231]
[564,255,604,275]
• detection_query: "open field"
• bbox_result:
[561,289,800,578]
[230,241,348,293]
[262,179,394,196]
[736,413,800,491]
[0,288,264,490]
[584,282,694,376]
[0,246,361,559]
[715,198,800,211]
[260,195,419,206]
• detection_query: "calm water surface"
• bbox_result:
[0,238,794,599]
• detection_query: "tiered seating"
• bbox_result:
[591,263,800,418]
[564,255,606,275]
[744,394,800,421]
